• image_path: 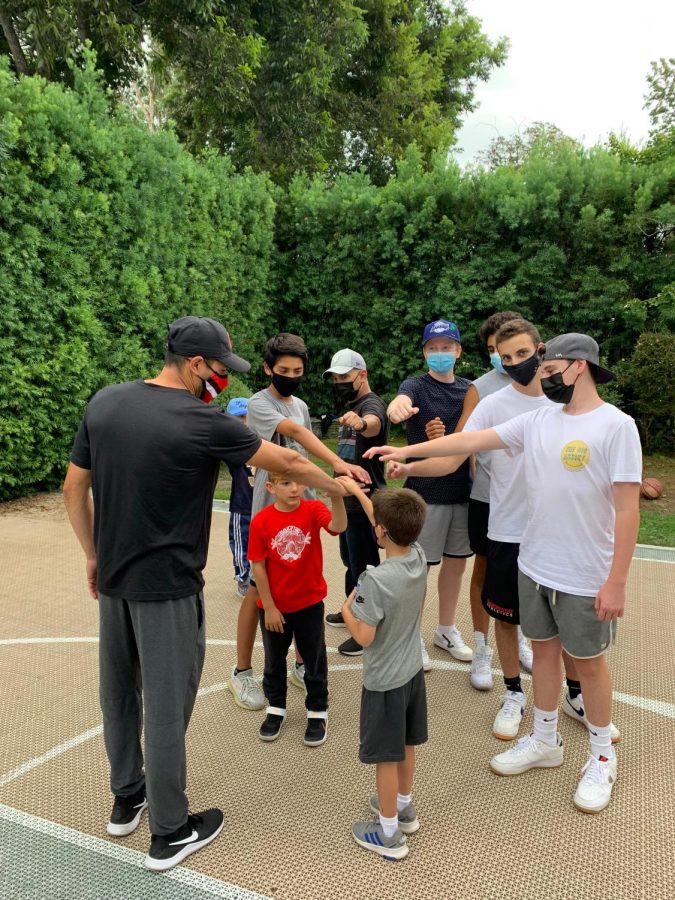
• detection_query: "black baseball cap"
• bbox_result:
[542,333,615,383]
[167,316,251,373]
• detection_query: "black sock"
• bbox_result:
[566,678,582,700]
[504,675,522,694]
[234,667,250,676]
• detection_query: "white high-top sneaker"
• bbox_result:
[469,644,494,690]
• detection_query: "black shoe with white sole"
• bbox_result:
[144,809,224,872]
[259,713,285,741]
[107,786,147,836]
[304,718,327,746]
[338,637,363,656]
[325,611,346,628]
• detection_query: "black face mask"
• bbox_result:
[271,372,303,397]
[541,362,578,404]
[503,354,540,386]
[333,379,359,405]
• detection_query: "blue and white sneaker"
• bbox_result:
[562,693,621,743]
[351,818,408,860]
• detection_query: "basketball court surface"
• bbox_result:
[1,495,673,899]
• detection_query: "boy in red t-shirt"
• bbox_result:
[248,472,347,745]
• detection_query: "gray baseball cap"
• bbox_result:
[323,348,367,375]
[542,333,615,383]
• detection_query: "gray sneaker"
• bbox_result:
[228,666,265,711]
[351,818,408,860]
[369,794,419,834]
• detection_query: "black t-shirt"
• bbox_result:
[397,373,471,504]
[336,391,388,515]
[70,380,261,600]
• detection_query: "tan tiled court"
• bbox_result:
[1,498,673,899]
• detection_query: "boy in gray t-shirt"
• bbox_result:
[339,480,428,862]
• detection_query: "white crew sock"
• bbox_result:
[379,813,398,838]
[397,792,412,812]
[587,721,615,761]
[474,631,487,648]
[436,624,458,637]
[533,707,558,747]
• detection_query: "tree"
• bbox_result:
[644,57,675,135]
[0,1,507,183]
[477,121,580,170]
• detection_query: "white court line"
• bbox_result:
[0,802,270,899]
[0,637,341,654]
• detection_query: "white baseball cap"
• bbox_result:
[323,348,367,376]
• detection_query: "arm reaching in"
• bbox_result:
[335,476,375,526]
[276,418,371,484]
[363,428,507,462]
[247,441,346,498]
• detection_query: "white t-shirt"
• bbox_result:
[494,403,642,596]
[469,369,511,503]
[465,386,551,542]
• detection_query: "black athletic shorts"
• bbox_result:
[468,499,490,557]
[359,669,428,764]
[481,539,520,624]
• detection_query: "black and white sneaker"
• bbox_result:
[259,712,285,741]
[304,718,327,746]
[107,786,147,836]
[338,637,363,656]
[144,809,224,872]
[325,611,346,628]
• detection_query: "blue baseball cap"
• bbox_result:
[422,319,461,345]
[226,397,249,416]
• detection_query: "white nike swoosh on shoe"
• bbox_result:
[169,829,198,846]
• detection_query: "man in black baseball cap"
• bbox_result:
[63,315,345,871]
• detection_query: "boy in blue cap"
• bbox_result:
[226,397,254,597]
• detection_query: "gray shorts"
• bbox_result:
[359,669,428,764]
[518,572,617,659]
[417,502,472,565]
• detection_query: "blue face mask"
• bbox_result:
[490,352,506,375]
[427,352,455,374]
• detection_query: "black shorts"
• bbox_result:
[359,669,428,764]
[468,499,490,557]
[481,539,520,624]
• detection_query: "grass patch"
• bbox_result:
[638,510,675,547]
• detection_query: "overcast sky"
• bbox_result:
[455,0,675,163]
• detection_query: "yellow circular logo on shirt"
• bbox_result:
[561,440,591,471]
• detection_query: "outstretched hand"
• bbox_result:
[362,445,406,463]
[333,460,372,484]
[424,417,445,440]
[335,475,364,496]
[387,396,419,424]
[386,460,410,480]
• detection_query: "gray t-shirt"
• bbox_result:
[352,543,427,691]
[247,388,315,516]
[470,369,511,503]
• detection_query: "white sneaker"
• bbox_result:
[490,732,563,775]
[288,662,307,694]
[573,754,617,813]
[562,693,621,744]
[492,690,526,740]
[517,629,533,673]
[228,666,265,711]
[420,636,432,672]
[470,644,494,691]
[433,626,473,662]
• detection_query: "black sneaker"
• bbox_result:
[107,786,147,836]
[304,718,327,746]
[144,809,224,872]
[338,637,363,656]
[259,713,285,741]
[325,611,346,627]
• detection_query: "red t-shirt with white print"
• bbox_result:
[248,499,337,613]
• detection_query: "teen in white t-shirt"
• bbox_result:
[366,333,641,816]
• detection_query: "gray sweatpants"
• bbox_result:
[98,592,206,836]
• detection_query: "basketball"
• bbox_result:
[640,477,663,500]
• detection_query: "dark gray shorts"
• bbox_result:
[518,571,617,659]
[359,669,428,764]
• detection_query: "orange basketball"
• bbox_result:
[640,477,663,500]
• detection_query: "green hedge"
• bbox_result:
[1,65,674,499]
[0,60,277,498]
